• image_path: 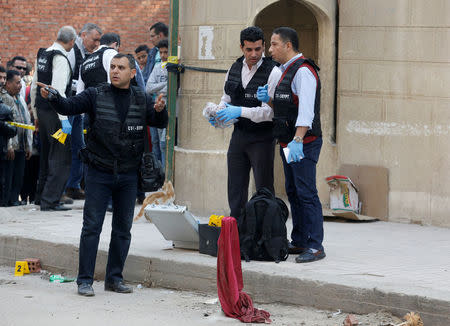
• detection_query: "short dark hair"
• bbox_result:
[150,22,168,37]
[11,56,27,64]
[272,27,299,52]
[112,53,136,70]
[240,26,264,46]
[135,44,149,54]
[157,39,168,49]
[0,65,5,73]
[6,69,20,81]
[100,32,120,47]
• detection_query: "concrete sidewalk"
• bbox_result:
[0,202,449,325]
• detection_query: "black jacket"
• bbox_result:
[0,100,17,159]
[49,83,168,173]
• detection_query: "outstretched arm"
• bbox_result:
[36,82,96,116]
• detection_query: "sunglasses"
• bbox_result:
[14,66,27,71]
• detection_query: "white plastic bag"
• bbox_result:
[202,102,237,129]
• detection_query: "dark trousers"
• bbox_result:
[77,166,138,285]
[20,154,40,203]
[35,106,71,209]
[5,151,26,204]
[280,137,324,251]
[227,128,275,218]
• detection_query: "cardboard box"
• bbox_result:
[326,175,360,213]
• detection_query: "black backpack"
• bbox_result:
[238,188,289,263]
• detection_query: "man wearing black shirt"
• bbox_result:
[37,53,167,297]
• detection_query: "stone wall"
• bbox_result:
[337,0,450,226]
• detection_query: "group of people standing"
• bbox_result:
[2,21,170,296]
[214,26,325,264]
[2,22,324,298]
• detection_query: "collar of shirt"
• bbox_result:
[280,53,303,72]
[48,42,69,56]
[242,56,263,72]
[241,56,264,88]
[95,45,108,52]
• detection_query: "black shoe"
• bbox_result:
[104,281,133,293]
[295,249,326,263]
[41,204,72,211]
[288,243,306,255]
[78,283,95,296]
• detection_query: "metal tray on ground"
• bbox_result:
[144,204,199,250]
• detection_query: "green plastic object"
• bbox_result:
[49,274,75,283]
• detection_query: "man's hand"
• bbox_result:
[216,103,241,123]
[154,93,165,112]
[36,82,59,100]
[6,148,15,161]
[256,84,270,103]
[34,119,39,132]
[36,82,52,99]
[25,150,32,160]
[287,140,304,163]
[61,119,72,135]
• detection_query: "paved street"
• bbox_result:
[0,203,449,325]
[0,266,402,325]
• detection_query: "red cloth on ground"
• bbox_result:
[217,216,271,324]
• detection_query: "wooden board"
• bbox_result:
[323,208,378,221]
[339,165,389,221]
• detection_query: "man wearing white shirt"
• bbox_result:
[30,25,77,211]
[213,26,281,219]
[258,27,324,263]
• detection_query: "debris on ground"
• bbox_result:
[394,312,424,326]
[343,314,359,326]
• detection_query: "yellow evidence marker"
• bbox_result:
[14,261,30,276]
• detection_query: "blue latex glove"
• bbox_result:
[287,140,304,163]
[256,84,270,103]
[61,119,72,135]
[208,117,217,127]
[216,103,241,123]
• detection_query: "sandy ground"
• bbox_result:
[0,266,403,326]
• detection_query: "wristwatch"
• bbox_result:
[293,136,303,143]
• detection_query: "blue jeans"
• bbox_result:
[280,137,324,251]
[149,127,166,170]
[66,115,85,189]
[77,166,138,285]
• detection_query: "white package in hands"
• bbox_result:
[202,102,237,129]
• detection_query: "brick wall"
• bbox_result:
[0,0,169,66]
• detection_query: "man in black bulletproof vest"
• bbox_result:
[37,53,168,297]
[212,26,281,220]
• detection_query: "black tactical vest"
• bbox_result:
[80,84,146,174]
[224,56,276,133]
[35,48,72,106]
[72,43,84,81]
[80,47,112,88]
[272,57,321,143]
